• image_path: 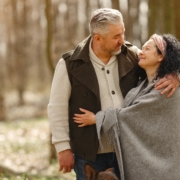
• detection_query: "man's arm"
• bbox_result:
[131,45,180,98]
[47,59,74,172]
[155,73,180,98]
[58,149,74,173]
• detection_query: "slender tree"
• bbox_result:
[163,0,173,34]
[148,0,159,37]
[45,0,54,74]
[173,0,180,40]
[0,0,7,121]
[10,0,28,105]
[97,0,101,8]
[0,75,5,121]
[125,0,140,44]
[111,0,120,10]
[85,0,91,36]
[148,0,174,36]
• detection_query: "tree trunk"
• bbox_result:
[163,0,173,34]
[126,0,140,43]
[50,134,57,161]
[148,0,164,37]
[111,0,120,10]
[0,93,5,121]
[97,0,101,8]
[63,0,78,48]
[173,0,180,40]
[45,0,57,162]
[10,0,27,105]
[85,0,91,37]
[148,1,158,37]
[45,0,54,75]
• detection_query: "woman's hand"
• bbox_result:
[73,108,96,127]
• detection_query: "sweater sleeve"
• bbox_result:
[47,58,71,153]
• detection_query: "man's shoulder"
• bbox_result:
[124,41,133,47]
[121,41,140,62]
[123,41,140,53]
[62,36,91,61]
[62,50,74,60]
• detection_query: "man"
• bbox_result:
[48,8,179,180]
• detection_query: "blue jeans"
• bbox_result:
[74,152,120,180]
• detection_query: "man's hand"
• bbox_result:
[58,149,74,173]
[154,74,180,98]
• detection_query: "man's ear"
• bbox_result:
[84,163,99,179]
[93,34,101,43]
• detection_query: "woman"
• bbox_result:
[73,34,180,180]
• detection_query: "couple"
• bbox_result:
[48,8,180,180]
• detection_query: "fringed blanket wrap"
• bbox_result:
[96,79,180,180]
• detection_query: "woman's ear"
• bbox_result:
[158,54,164,62]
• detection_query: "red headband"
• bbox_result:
[150,34,167,56]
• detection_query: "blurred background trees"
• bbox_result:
[0,0,179,163]
[0,0,179,110]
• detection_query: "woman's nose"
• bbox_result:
[139,50,143,55]
[139,50,143,58]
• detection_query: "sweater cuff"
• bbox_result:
[54,142,71,153]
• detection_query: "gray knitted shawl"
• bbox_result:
[96,79,180,180]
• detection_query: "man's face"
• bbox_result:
[100,23,125,56]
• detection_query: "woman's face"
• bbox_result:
[139,39,163,70]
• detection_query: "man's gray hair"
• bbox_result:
[89,8,124,36]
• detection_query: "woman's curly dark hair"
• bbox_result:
[157,34,180,78]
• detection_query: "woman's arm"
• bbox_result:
[73,73,180,127]
[73,108,96,127]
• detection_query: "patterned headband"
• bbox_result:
[150,34,167,56]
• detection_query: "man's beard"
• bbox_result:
[111,48,121,56]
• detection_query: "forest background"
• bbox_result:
[0,0,180,179]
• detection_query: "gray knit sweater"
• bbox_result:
[96,79,180,180]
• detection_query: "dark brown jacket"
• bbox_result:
[62,36,144,161]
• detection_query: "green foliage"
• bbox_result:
[22,174,27,180]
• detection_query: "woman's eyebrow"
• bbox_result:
[142,45,150,50]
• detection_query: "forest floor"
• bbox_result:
[0,118,76,180]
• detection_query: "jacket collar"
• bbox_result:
[69,36,91,62]
[69,36,135,85]
[69,36,132,62]
[68,37,138,98]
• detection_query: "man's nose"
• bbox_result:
[119,35,124,44]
